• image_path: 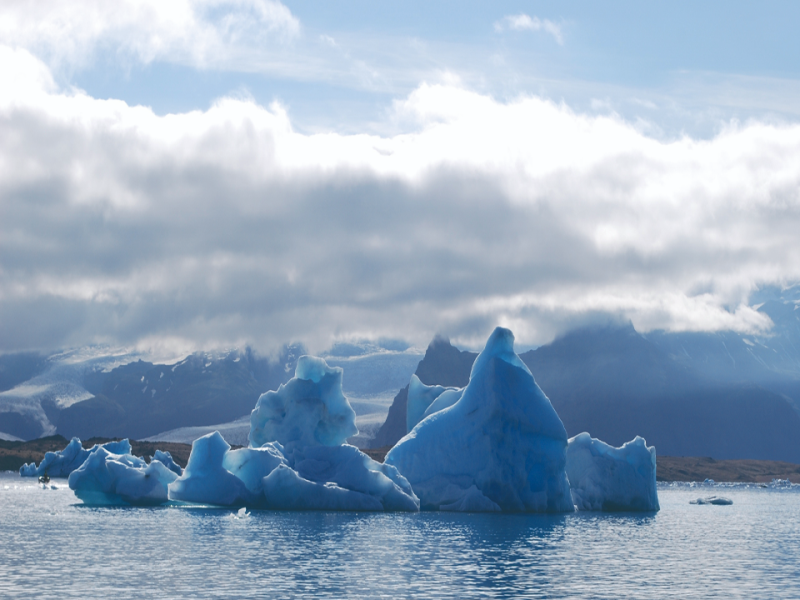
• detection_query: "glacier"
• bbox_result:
[168,356,419,511]
[566,432,659,511]
[68,446,179,505]
[19,437,133,478]
[386,327,575,513]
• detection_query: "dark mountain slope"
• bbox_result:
[0,353,48,393]
[372,323,800,462]
[369,336,476,448]
[55,346,301,440]
[522,324,800,462]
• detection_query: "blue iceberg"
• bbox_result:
[170,356,419,511]
[386,327,574,512]
[405,374,463,433]
[152,449,183,476]
[263,443,418,511]
[249,355,358,452]
[169,432,257,506]
[566,432,659,511]
[68,446,179,505]
[20,437,133,478]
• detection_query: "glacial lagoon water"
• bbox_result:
[2,472,799,599]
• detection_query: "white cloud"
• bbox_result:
[494,14,563,45]
[1,51,799,353]
[0,0,300,71]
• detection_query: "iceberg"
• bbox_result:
[249,355,357,452]
[262,464,383,511]
[20,437,132,478]
[566,433,659,511]
[151,449,183,476]
[68,446,179,505]
[405,374,463,433]
[271,443,418,511]
[222,443,288,496]
[169,356,419,511]
[386,327,574,513]
[169,432,256,506]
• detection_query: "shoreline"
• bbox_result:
[3,437,800,483]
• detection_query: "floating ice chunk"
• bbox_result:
[152,450,183,476]
[20,437,132,478]
[290,444,419,511]
[566,433,659,512]
[170,434,417,510]
[690,496,733,505]
[386,327,574,513]
[770,478,792,487]
[68,447,178,506]
[406,375,463,432]
[171,355,419,511]
[222,443,287,495]
[112,460,178,505]
[169,432,254,507]
[262,464,384,511]
[249,355,357,451]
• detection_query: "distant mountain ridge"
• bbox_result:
[56,347,305,440]
[0,346,302,441]
[144,347,423,447]
[371,285,800,462]
[369,335,475,449]
[2,285,799,459]
[526,323,800,462]
[0,340,423,444]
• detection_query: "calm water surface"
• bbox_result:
[1,472,799,599]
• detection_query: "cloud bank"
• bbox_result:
[0,0,300,71]
[1,47,799,353]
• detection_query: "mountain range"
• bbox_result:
[0,342,422,444]
[372,285,800,462]
[1,285,799,462]
[0,346,302,441]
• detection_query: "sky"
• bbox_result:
[1,0,800,355]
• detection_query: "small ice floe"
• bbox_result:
[770,478,792,487]
[232,507,249,520]
[703,479,715,484]
[690,496,733,505]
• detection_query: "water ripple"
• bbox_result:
[2,476,799,599]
